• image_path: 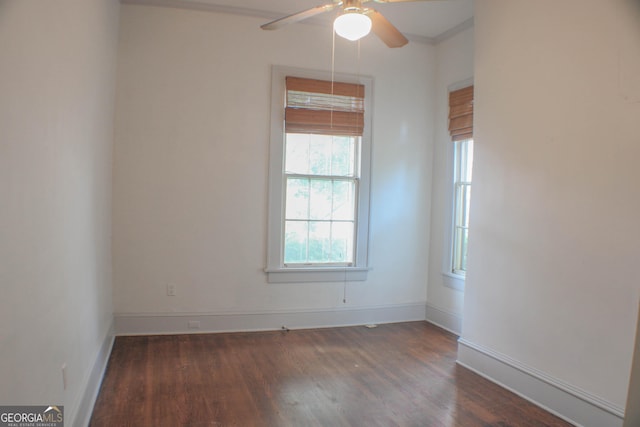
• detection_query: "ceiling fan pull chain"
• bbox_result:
[331,27,336,129]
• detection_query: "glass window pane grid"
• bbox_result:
[285,134,360,178]
[283,132,358,266]
[452,139,473,275]
[284,220,355,265]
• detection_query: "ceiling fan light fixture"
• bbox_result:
[334,11,372,41]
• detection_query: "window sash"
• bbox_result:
[283,219,356,266]
[283,155,359,266]
[451,139,473,276]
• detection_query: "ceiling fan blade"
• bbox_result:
[365,9,408,48]
[261,3,338,30]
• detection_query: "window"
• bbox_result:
[452,139,473,275]
[447,84,474,279]
[284,134,359,265]
[266,66,372,283]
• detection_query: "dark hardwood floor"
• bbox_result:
[90,322,573,426]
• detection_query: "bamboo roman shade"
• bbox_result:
[285,76,365,136]
[448,85,474,141]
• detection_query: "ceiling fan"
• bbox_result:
[261,0,435,48]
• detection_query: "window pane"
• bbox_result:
[285,178,309,220]
[286,134,358,177]
[308,221,331,263]
[331,136,356,177]
[459,139,474,182]
[454,184,463,227]
[466,140,474,181]
[309,135,332,175]
[461,228,469,271]
[330,222,354,263]
[453,227,469,273]
[332,180,355,221]
[453,226,466,272]
[460,184,471,228]
[285,134,310,174]
[284,221,308,264]
[309,179,332,220]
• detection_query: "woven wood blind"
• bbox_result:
[448,85,474,142]
[285,76,365,136]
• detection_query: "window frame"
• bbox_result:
[265,66,373,283]
[442,79,474,291]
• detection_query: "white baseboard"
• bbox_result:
[425,303,462,335]
[72,322,115,427]
[114,302,427,336]
[457,338,624,427]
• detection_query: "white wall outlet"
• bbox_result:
[188,320,200,330]
[61,363,67,390]
[166,284,176,296]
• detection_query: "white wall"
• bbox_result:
[624,299,640,426]
[0,0,119,425]
[426,25,474,333]
[112,6,435,325]
[462,0,640,420]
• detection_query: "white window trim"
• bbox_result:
[441,78,473,292]
[265,65,373,283]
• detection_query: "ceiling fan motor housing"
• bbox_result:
[343,0,365,13]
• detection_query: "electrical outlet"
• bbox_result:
[188,321,200,330]
[166,284,176,296]
[61,363,67,390]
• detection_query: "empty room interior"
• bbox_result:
[2,0,640,426]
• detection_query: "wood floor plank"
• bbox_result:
[90,322,573,427]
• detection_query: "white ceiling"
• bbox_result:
[128,0,474,43]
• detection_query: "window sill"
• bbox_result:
[442,272,465,292]
[265,267,370,283]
